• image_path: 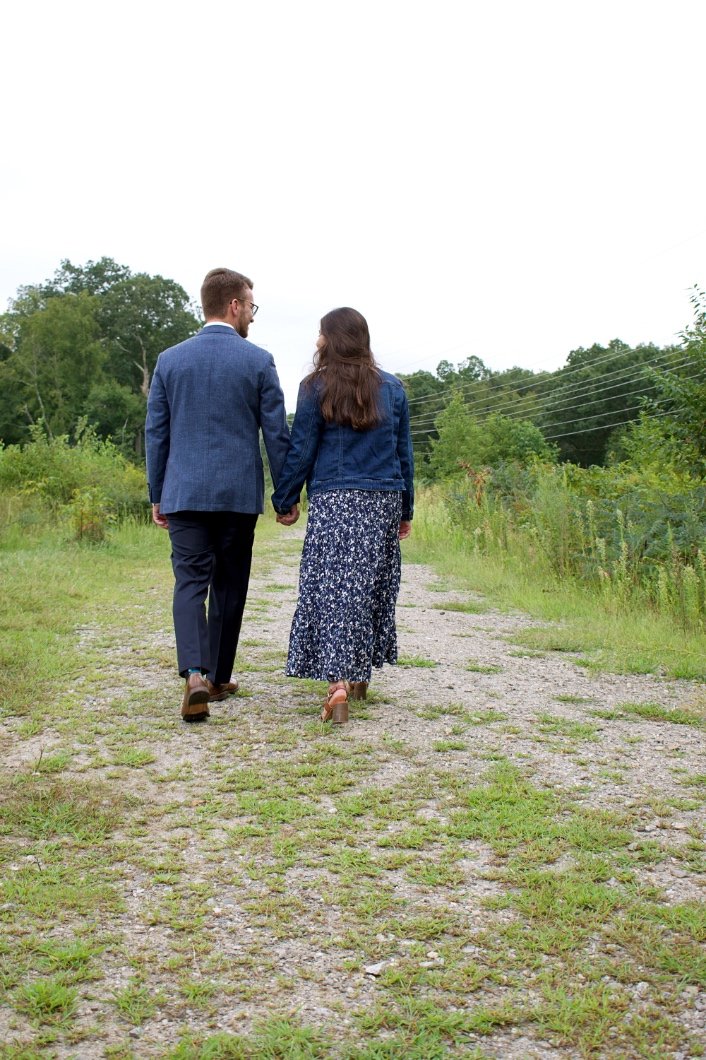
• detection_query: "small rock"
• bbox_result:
[364,962,386,977]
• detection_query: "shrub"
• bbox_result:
[0,421,147,525]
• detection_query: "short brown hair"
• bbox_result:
[200,268,254,319]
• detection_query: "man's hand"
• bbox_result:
[152,503,169,529]
[276,504,300,527]
[399,520,412,540]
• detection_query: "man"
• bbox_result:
[146,267,298,722]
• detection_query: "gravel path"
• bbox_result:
[2,526,704,1058]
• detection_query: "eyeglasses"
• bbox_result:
[233,298,259,316]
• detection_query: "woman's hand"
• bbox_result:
[276,505,300,526]
[399,520,412,540]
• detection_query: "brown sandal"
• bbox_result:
[350,681,368,700]
[321,681,350,724]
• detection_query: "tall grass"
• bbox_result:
[407,477,706,681]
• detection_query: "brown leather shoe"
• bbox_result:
[181,673,210,722]
[205,678,239,702]
[350,681,368,700]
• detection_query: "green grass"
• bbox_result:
[14,978,77,1025]
[466,660,502,674]
[1,505,704,1059]
[397,655,438,667]
[618,701,706,728]
[406,487,706,681]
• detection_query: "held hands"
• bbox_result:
[276,504,300,527]
[399,520,412,540]
[152,503,169,530]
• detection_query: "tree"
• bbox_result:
[0,259,200,451]
[427,393,555,479]
[619,286,706,480]
[398,369,446,465]
[9,293,104,438]
[536,339,675,466]
[98,273,200,398]
[83,379,147,454]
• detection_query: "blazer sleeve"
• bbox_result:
[271,382,323,514]
[258,356,292,489]
[145,359,170,504]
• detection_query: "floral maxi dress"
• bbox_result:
[286,489,403,683]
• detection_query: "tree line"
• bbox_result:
[400,296,705,478]
[1,258,704,481]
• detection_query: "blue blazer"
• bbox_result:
[145,325,291,515]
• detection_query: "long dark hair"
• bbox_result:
[305,307,381,430]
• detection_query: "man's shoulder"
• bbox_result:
[159,328,273,364]
[203,327,274,364]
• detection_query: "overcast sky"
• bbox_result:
[2,0,704,408]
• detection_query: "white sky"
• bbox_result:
[1,0,704,409]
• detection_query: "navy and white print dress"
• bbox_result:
[286,489,402,683]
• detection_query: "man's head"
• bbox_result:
[201,268,257,338]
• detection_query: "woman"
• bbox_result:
[271,307,414,724]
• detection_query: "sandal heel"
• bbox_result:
[322,682,350,723]
[332,701,349,724]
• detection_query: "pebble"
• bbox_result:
[364,962,386,976]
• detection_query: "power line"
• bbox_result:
[408,355,701,433]
[409,366,705,442]
[543,409,672,441]
[404,340,675,409]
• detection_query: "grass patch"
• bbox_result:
[618,701,705,728]
[466,660,503,674]
[14,978,77,1025]
[407,489,706,680]
[397,655,438,668]
[0,776,125,841]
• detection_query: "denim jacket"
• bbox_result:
[271,370,414,520]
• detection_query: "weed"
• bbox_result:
[14,978,77,1025]
[618,701,705,728]
[466,661,503,674]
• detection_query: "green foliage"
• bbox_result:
[538,339,676,467]
[616,286,706,480]
[0,421,146,534]
[0,257,199,452]
[0,292,104,440]
[423,458,706,632]
[14,978,77,1025]
[427,393,555,479]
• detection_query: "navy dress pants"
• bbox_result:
[167,511,258,682]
